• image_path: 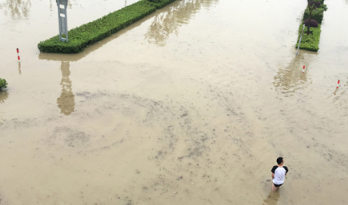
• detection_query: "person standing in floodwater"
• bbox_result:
[271,157,289,191]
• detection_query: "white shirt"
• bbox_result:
[271,166,288,185]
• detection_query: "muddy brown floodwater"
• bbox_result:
[1,0,348,204]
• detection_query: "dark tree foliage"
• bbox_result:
[315,1,322,7]
[306,1,319,35]
[304,19,319,28]
[309,1,321,8]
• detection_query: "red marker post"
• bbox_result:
[337,80,340,88]
[17,48,21,62]
[303,65,305,73]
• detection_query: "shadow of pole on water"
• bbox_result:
[145,0,219,46]
[57,61,75,115]
[273,51,317,96]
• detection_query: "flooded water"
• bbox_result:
[1,0,348,204]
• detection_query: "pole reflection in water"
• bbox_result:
[57,61,75,115]
[18,62,21,75]
[273,51,316,96]
[145,0,219,46]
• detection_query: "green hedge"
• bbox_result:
[296,0,327,52]
[144,0,177,9]
[303,7,324,24]
[38,0,178,53]
[296,24,321,52]
[0,78,7,90]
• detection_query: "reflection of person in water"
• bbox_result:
[271,157,289,191]
[263,189,280,205]
[57,61,75,115]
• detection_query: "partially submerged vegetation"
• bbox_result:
[38,0,177,53]
[296,0,327,52]
[0,78,7,90]
[146,0,177,9]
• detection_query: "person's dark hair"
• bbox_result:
[277,157,283,165]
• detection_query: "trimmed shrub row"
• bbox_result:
[0,78,7,90]
[38,0,177,53]
[296,0,327,52]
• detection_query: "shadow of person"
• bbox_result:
[263,189,280,205]
[57,61,75,115]
[0,90,9,104]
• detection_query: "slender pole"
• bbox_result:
[65,4,68,42]
[296,24,306,55]
[57,0,62,41]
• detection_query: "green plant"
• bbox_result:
[296,24,321,52]
[38,1,157,53]
[296,0,327,52]
[306,1,320,35]
[38,0,178,53]
[0,78,8,90]
[144,0,177,9]
[303,7,324,23]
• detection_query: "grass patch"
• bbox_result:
[296,24,321,52]
[296,0,327,52]
[38,1,159,53]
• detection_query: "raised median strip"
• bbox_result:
[295,0,327,52]
[38,0,176,53]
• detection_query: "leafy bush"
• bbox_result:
[144,0,177,9]
[303,7,324,24]
[38,1,157,53]
[296,24,321,52]
[296,0,327,52]
[304,19,319,28]
[0,78,8,90]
